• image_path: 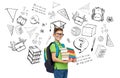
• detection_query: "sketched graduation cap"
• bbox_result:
[51,20,66,29]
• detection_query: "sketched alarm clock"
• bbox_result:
[73,37,89,53]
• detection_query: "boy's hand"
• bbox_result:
[62,60,69,64]
[62,59,73,63]
[69,58,77,63]
[72,59,77,62]
[69,59,73,62]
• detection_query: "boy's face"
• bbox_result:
[53,30,64,41]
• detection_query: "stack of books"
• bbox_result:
[60,48,69,60]
[27,46,41,64]
[60,48,76,61]
[67,48,76,61]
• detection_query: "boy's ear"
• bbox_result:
[53,34,55,37]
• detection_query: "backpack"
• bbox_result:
[44,42,65,73]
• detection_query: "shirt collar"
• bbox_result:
[55,40,61,45]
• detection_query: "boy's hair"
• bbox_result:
[54,27,63,34]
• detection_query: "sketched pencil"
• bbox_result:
[91,37,96,52]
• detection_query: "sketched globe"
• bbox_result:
[71,26,81,36]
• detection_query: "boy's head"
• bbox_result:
[53,27,64,41]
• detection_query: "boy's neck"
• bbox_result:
[55,40,60,43]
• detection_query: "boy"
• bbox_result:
[50,27,70,78]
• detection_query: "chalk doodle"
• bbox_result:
[79,3,90,14]
[40,29,44,33]
[30,15,39,24]
[106,34,114,47]
[57,8,70,20]
[32,33,39,44]
[21,6,28,16]
[27,46,41,64]
[98,36,104,42]
[76,54,93,65]
[15,25,23,35]
[32,3,46,15]
[42,23,47,27]
[72,11,87,26]
[101,24,108,33]
[67,38,70,43]
[8,37,27,52]
[5,1,115,68]
[91,37,96,52]
[16,16,27,26]
[95,45,106,58]
[91,7,105,22]
[106,16,113,23]
[25,27,37,38]
[82,24,97,37]
[5,8,18,23]
[73,37,89,53]
[50,20,66,29]
[71,26,81,36]
[52,2,60,8]
[48,11,55,19]
[7,24,14,36]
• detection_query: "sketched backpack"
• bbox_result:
[44,42,65,73]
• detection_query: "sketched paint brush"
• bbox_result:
[91,37,96,52]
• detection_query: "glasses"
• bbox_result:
[55,33,64,36]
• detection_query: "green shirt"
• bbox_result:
[50,41,68,70]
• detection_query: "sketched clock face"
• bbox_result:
[73,37,89,52]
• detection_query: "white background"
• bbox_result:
[0,0,120,78]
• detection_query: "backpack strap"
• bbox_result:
[61,43,65,48]
[44,48,47,62]
[44,42,54,62]
[44,42,65,61]
[54,43,65,57]
[53,42,59,58]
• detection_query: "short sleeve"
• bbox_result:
[50,43,56,53]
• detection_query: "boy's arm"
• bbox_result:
[52,52,69,64]
[50,43,70,63]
